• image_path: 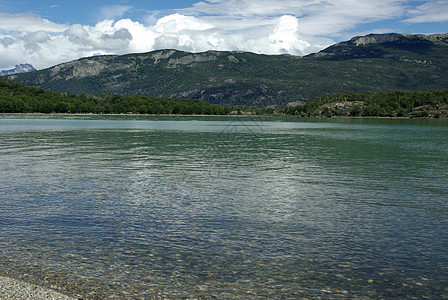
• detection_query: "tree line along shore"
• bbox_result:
[1,77,448,118]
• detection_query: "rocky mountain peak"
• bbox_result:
[347,33,448,47]
[0,63,36,76]
[312,32,448,59]
[349,33,405,46]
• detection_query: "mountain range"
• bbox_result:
[7,33,448,107]
[0,64,36,76]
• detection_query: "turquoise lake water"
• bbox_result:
[0,115,447,298]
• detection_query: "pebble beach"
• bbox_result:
[0,276,75,300]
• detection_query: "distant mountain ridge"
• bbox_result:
[8,33,448,107]
[312,33,448,60]
[346,33,447,46]
[1,64,36,76]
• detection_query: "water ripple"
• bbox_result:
[1,117,447,298]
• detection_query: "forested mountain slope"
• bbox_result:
[8,33,448,107]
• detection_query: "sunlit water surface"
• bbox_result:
[1,115,447,298]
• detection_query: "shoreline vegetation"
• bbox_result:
[1,77,448,118]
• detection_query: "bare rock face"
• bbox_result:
[47,56,132,81]
[39,50,220,82]
[350,33,404,46]
[151,50,176,64]
[347,33,448,47]
[49,60,110,80]
[167,52,218,68]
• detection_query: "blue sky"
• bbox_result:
[1,1,199,24]
[1,0,448,70]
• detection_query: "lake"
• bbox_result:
[1,115,447,298]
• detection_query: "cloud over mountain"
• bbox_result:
[0,0,446,70]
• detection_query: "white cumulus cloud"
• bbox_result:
[269,15,310,54]
[1,11,326,70]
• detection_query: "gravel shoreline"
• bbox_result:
[0,276,75,300]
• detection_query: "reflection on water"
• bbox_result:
[1,116,448,298]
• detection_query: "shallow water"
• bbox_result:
[1,115,447,298]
